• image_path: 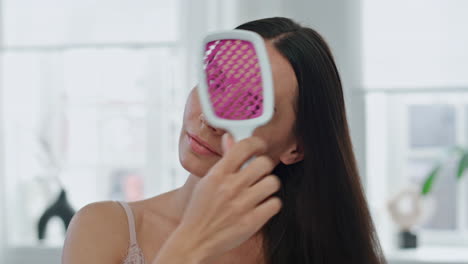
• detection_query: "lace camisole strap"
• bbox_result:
[117,201,146,264]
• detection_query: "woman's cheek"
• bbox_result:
[183,91,201,122]
[253,112,279,141]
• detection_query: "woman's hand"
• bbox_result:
[154,134,282,264]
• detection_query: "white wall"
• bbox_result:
[2,0,180,46]
[0,0,5,261]
[363,0,468,89]
[234,0,284,25]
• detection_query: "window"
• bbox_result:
[366,91,468,252]
[0,0,191,261]
[398,94,468,245]
[0,0,249,262]
[2,48,188,247]
[362,0,468,252]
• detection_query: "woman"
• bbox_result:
[62,17,386,264]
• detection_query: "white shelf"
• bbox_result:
[4,246,61,264]
[4,245,468,264]
[387,246,468,264]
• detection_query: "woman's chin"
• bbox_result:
[179,151,214,178]
[177,133,221,177]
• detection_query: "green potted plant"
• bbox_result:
[388,145,468,249]
[421,146,468,196]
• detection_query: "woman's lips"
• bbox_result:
[187,133,220,156]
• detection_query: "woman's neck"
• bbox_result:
[154,173,201,225]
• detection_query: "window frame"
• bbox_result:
[400,92,468,246]
[366,88,468,251]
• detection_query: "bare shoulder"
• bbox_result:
[125,193,182,261]
[62,201,129,264]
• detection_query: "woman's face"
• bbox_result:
[179,40,302,177]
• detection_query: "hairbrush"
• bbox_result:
[197,30,274,167]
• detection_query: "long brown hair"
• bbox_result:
[236,17,386,264]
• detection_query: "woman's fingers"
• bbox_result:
[241,174,281,208]
[240,155,276,187]
[245,196,282,231]
[211,136,268,176]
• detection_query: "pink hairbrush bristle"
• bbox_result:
[204,39,263,120]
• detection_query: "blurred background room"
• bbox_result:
[0,0,467,263]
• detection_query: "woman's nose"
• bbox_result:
[199,113,225,135]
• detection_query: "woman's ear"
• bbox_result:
[279,143,304,165]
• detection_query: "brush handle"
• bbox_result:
[230,127,256,170]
